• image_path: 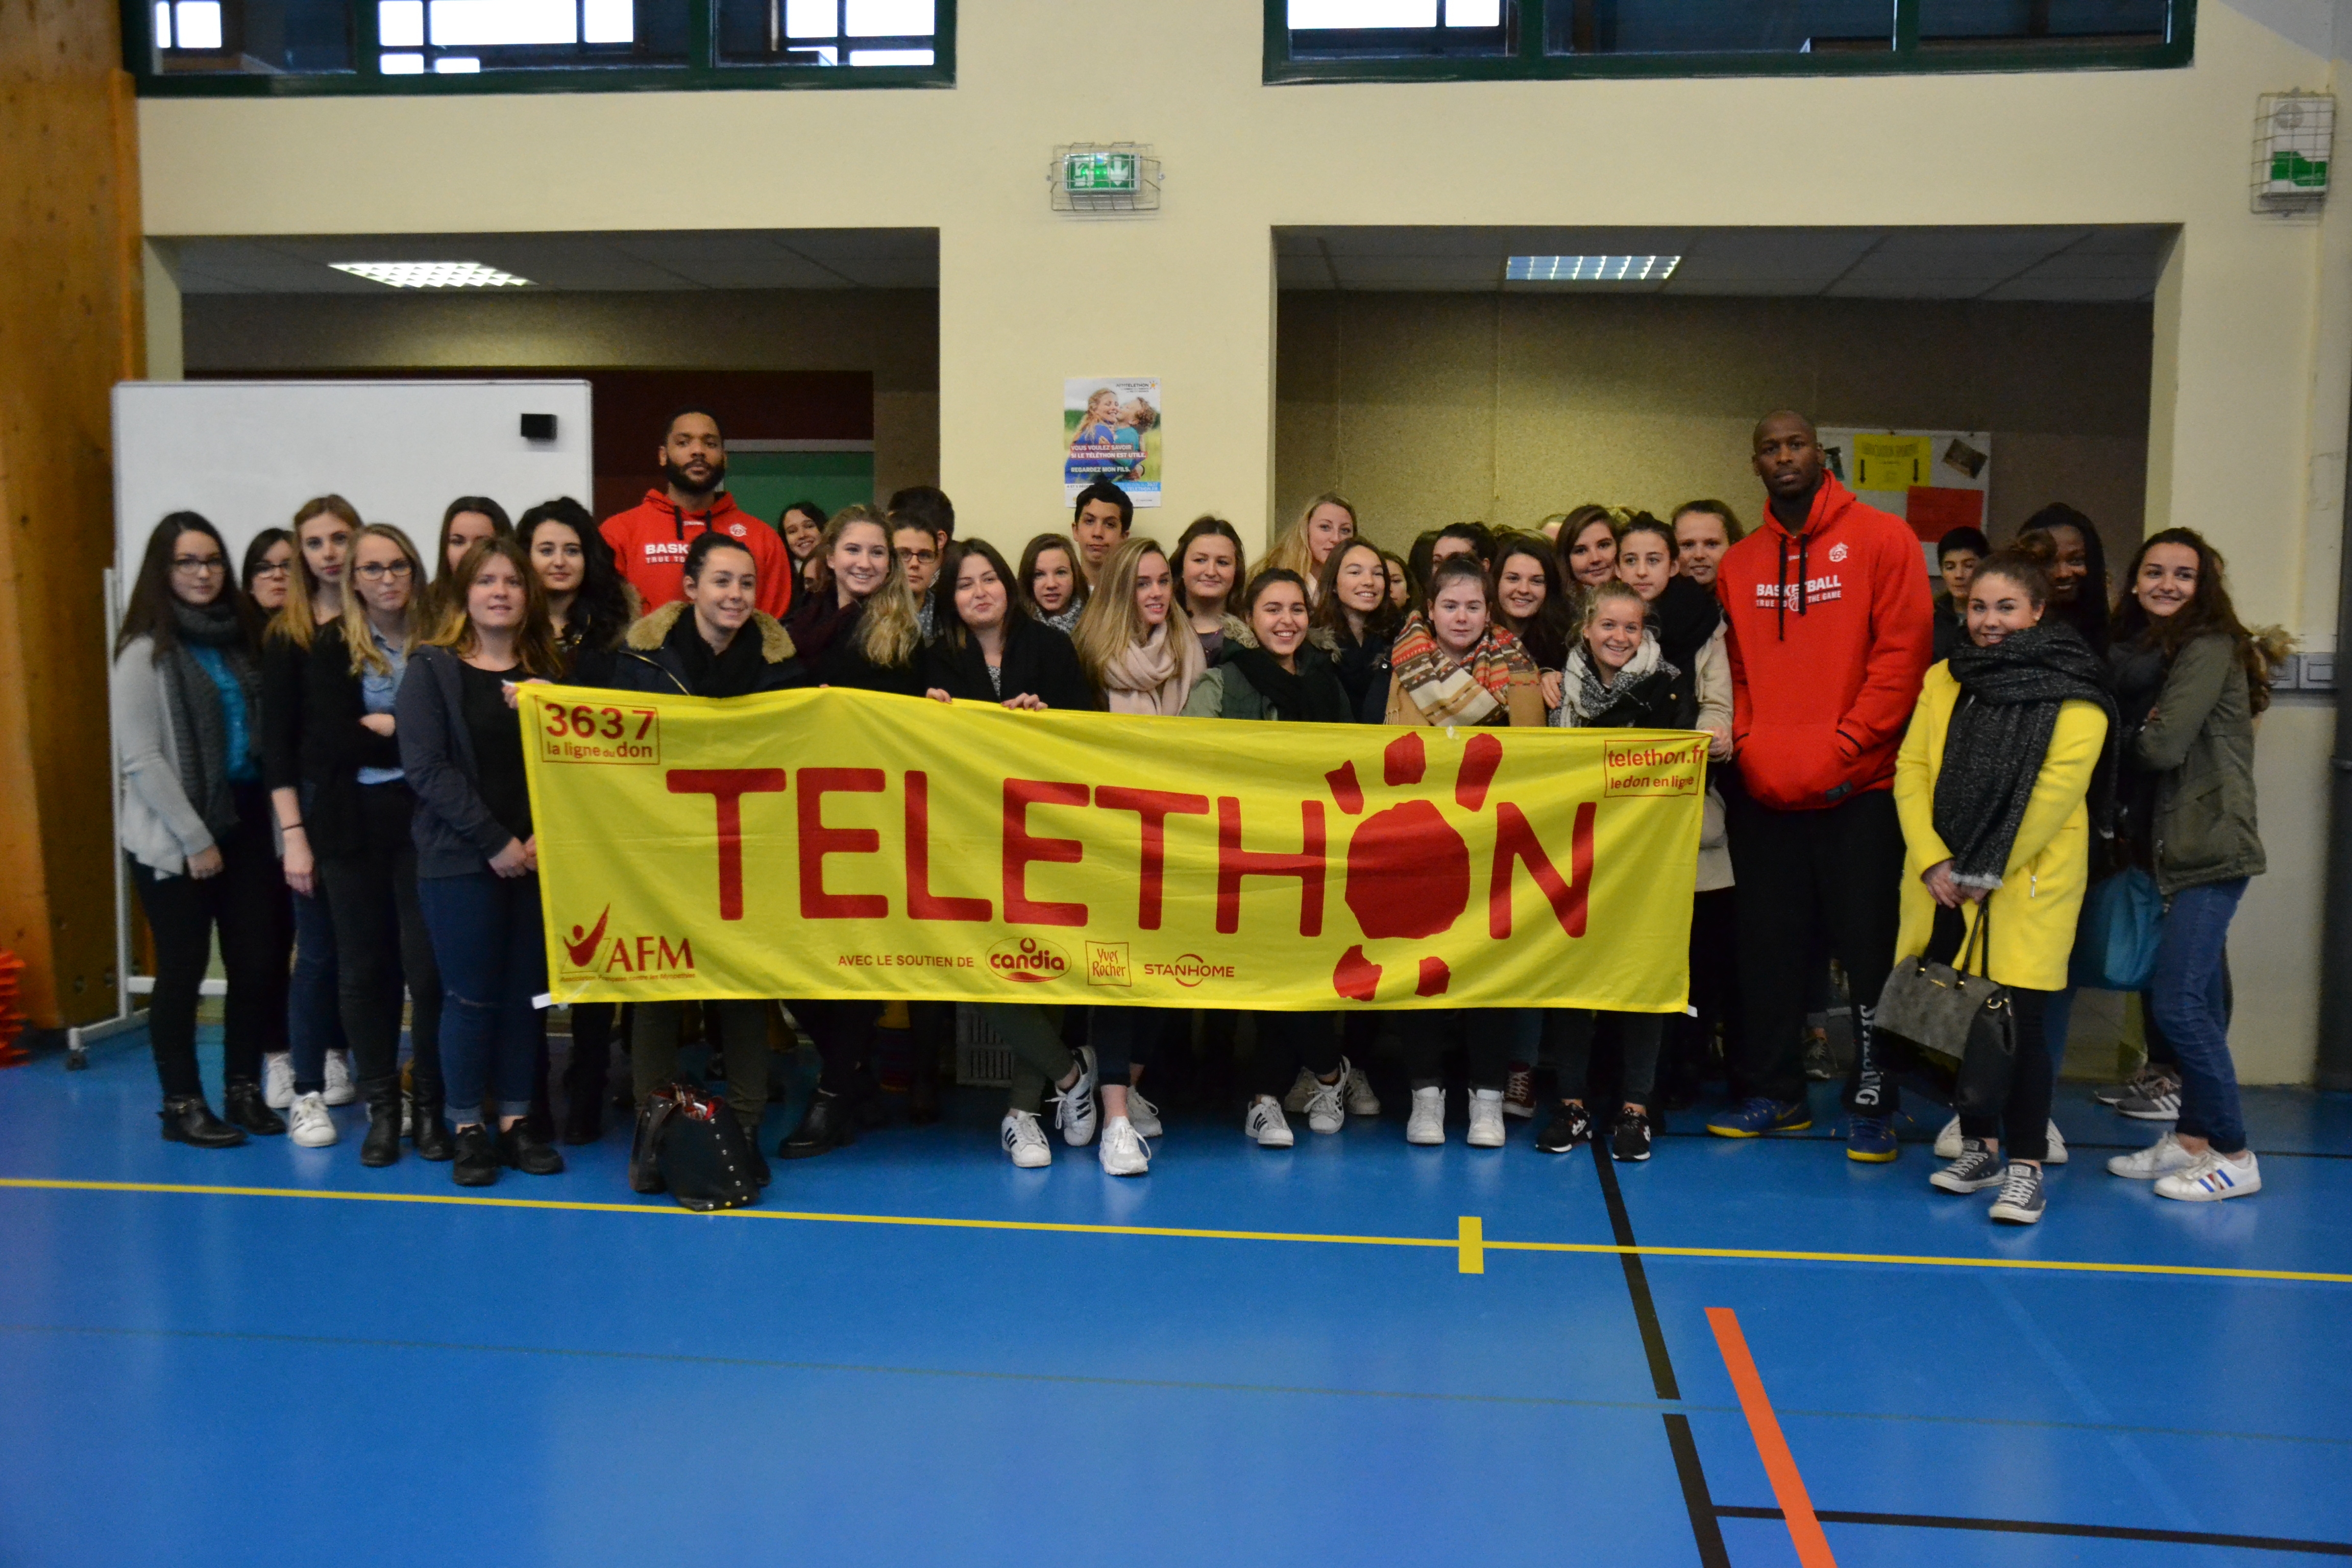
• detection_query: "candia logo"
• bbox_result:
[988,936,1070,984]
[560,904,697,979]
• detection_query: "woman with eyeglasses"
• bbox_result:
[268,523,448,1164]
[114,513,284,1146]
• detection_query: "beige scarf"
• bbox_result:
[1098,621,1205,715]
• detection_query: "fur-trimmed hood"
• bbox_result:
[626,599,796,664]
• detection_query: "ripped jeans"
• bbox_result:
[418,869,547,1129]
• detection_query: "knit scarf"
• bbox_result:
[1935,622,2118,890]
[1647,575,1722,676]
[1098,621,1206,715]
[1391,615,1530,726]
[159,598,258,836]
[1230,646,1353,723]
[1553,632,1673,728]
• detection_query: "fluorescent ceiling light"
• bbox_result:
[331,260,533,288]
[1507,254,1680,283]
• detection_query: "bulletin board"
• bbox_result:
[1818,427,1992,575]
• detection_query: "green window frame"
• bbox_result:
[1265,0,2191,83]
[126,0,955,95]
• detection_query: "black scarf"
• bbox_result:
[1648,574,1722,675]
[159,599,258,836]
[1935,623,2117,889]
[666,608,769,698]
[1231,646,1352,723]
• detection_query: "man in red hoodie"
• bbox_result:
[1707,411,1932,1161]
[601,407,793,622]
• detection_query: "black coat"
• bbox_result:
[261,620,405,861]
[1322,625,1394,725]
[597,602,808,697]
[919,616,1095,710]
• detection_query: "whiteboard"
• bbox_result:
[112,379,595,572]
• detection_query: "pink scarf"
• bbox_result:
[1097,621,1205,715]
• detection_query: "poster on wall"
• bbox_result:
[1064,376,1162,508]
[1818,427,1992,575]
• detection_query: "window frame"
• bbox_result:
[125,0,956,94]
[1264,0,2192,83]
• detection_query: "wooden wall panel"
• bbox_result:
[0,0,142,1027]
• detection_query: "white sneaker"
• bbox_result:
[1054,1048,1099,1148]
[1000,1110,1051,1168]
[1304,1068,1346,1135]
[287,1092,338,1147]
[1343,1063,1381,1117]
[1503,1065,1536,1119]
[1244,1097,1294,1147]
[1933,1115,1963,1160]
[2108,1131,2197,1180]
[1098,1116,1149,1176]
[1127,1088,1163,1139]
[2044,1121,2068,1165]
[2155,1148,2261,1202]
[262,1052,295,1110]
[1281,1066,1318,1115]
[322,1049,357,1107]
[1406,1086,1446,1145]
[1467,1088,1507,1148]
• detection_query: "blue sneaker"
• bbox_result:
[1706,1097,1812,1138]
[1846,1114,1899,1163]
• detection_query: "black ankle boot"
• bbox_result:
[780,1089,855,1160]
[561,1094,604,1146]
[452,1124,499,1186]
[628,1104,667,1194]
[359,1077,403,1167]
[410,1090,453,1161]
[160,1095,246,1148]
[223,1079,286,1136]
[499,1120,566,1176]
[740,1115,772,1187]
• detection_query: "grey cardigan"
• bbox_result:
[395,645,527,879]
[112,635,216,877]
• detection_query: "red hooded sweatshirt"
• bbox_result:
[1716,474,1931,812]
[600,489,793,623]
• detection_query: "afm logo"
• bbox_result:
[559,905,696,979]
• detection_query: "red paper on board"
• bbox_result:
[1904,486,1984,541]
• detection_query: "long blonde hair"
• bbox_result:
[272,494,362,650]
[1262,492,1357,586]
[424,535,564,679]
[1073,535,1172,685]
[338,523,430,678]
[812,504,922,671]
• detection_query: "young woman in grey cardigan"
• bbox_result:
[113,513,285,1147]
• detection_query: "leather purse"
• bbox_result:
[634,1081,760,1213]
[1875,899,2016,1118]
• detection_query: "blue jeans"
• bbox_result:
[287,887,349,1081]
[2146,878,2248,1154]
[419,870,547,1128]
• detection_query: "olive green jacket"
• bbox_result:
[2137,633,2265,895]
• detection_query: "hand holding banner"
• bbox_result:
[521,687,1706,1012]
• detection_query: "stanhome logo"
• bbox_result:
[1145,953,1235,988]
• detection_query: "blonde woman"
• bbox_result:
[1067,536,1207,1176]
[784,503,926,695]
[1261,493,1358,603]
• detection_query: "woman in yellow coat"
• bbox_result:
[1893,546,2113,1226]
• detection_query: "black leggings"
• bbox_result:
[1545,1010,1664,1107]
[1401,1009,1512,1093]
[1252,1012,1342,1098]
[1960,986,2054,1161]
[794,999,879,1095]
[129,784,286,1100]
[316,782,442,1095]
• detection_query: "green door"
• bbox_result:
[722,449,876,527]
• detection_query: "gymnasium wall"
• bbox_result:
[1276,292,2153,564]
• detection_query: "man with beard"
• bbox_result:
[601,407,794,621]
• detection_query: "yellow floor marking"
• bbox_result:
[4,1177,2347,1287]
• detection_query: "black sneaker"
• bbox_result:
[452,1124,500,1187]
[499,1121,567,1177]
[1611,1109,1653,1163]
[1535,1102,1592,1155]
[1930,1139,2006,1193]
[1989,1161,2046,1224]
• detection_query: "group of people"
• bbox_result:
[113,406,2273,1219]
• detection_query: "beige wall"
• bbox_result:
[128,0,2352,1077]
[1277,292,2152,565]
[180,288,941,502]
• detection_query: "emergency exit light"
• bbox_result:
[1049,142,1162,214]
[1064,151,1139,194]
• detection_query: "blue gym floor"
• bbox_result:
[4,1033,2350,1567]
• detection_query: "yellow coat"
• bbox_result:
[1892,664,2109,992]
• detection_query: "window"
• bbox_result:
[133,0,952,91]
[1268,0,2189,79]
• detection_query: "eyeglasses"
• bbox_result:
[896,548,938,567]
[355,561,414,581]
[170,555,227,575]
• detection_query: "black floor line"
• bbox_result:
[1590,1139,1731,1568]
[1714,1504,2352,1557]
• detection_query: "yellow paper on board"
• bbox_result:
[520,687,1705,1012]
[1851,433,1935,493]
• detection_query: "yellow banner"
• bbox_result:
[521,687,1706,1012]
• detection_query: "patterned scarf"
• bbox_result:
[1390,614,1531,726]
[1552,632,1671,727]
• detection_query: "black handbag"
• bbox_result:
[1874,900,2017,1118]
[631,1082,760,1213]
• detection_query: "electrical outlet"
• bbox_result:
[2301,653,2336,691]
